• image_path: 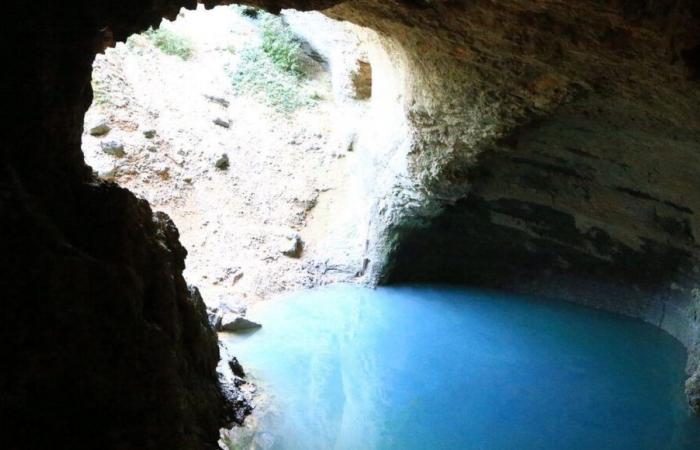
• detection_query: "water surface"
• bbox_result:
[222,285,700,449]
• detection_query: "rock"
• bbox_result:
[207,307,224,331]
[213,117,231,128]
[14,1,700,448]
[215,153,230,170]
[207,302,248,331]
[99,168,118,179]
[282,233,304,258]
[229,357,246,378]
[217,342,254,426]
[100,140,125,157]
[240,6,259,19]
[686,371,700,415]
[88,119,111,136]
[204,94,230,108]
[220,314,262,333]
[143,129,157,139]
[350,59,372,100]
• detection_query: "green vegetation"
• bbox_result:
[228,47,311,113]
[146,27,194,60]
[260,15,304,76]
[228,13,318,113]
[91,79,110,106]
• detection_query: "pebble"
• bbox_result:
[213,117,231,128]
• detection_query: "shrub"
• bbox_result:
[228,47,310,113]
[146,28,194,60]
[259,15,303,76]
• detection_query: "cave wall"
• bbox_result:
[4,0,700,448]
[334,0,700,413]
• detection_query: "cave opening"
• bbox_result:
[82,4,380,309]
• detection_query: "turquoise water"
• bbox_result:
[222,285,700,449]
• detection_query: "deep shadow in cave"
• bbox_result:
[4,0,700,449]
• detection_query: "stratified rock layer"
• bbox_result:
[3,1,700,448]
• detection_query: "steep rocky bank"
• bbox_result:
[4,0,700,448]
[82,6,373,307]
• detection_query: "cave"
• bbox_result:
[4,0,700,449]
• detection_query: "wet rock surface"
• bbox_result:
[5,0,700,449]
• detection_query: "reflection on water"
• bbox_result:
[221,285,700,450]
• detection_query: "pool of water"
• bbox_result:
[221,285,700,449]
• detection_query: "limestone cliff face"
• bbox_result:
[332,0,700,414]
[3,0,700,448]
[319,6,700,409]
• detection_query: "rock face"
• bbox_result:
[4,0,700,449]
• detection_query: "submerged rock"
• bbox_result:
[686,371,700,415]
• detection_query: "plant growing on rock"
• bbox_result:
[260,15,303,76]
[227,14,320,113]
[91,79,110,105]
[228,47,314,113]
[146,27,194,60]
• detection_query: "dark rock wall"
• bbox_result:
[355,0,700,414]
[2,170,226,448]
[5,1,238,449]
[3,0,700,447]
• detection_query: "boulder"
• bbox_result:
[228,357,246,378]
[215,153,230,170]
[281,233,303,258]
[100,140,125,158]
[207,307,224,331]
[88,119,111,136]
[207,301,248,331]
[220,314,262,333]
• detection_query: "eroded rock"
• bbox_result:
[687,370,700,415]
[88,118,111,136]
[213,117,231,128]
[215,153,230,170]
[221,314,262,333]
[281,233,304,258]
[100,139,125,157]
